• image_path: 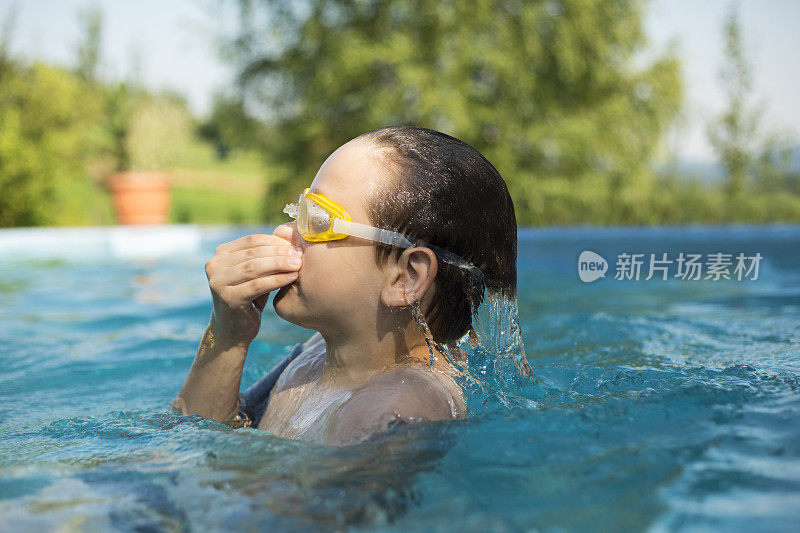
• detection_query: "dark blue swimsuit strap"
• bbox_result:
[239,341,305,427]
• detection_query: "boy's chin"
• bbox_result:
[273,282,292,303]
[272,286,305,325]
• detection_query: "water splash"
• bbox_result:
[410,302,439,366]
[441,288,540,413]
[406,279,539,414]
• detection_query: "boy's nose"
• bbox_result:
[273,222,303,248]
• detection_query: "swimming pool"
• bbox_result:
[1,225,798,531]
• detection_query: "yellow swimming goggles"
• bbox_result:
[283,188,415,247]
[283,188,478,271]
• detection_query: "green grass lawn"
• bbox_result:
[168,141,268,224]
[170,187,263,224]
[171,141,266,192]
[58,139,271,226]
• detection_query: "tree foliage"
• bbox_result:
[223,0,683,223]
[708,3,758,197]
[709,3,799,199]
[0,59,104,226]
[75,5,103,82]
[197,91,269,159]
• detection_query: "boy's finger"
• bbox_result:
[220,244,303,267]
[233,271,299,301]
[214,234,291,255]
[224,256,303,286]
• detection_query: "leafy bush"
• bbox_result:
[125,94,195,171]
[0,59,103,226]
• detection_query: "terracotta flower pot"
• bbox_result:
[107,172,171,225]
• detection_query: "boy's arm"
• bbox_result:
[170,316,251,426]
[171,231,303,426]
[325,368,459,446]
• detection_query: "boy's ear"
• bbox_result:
[381,247,438,308]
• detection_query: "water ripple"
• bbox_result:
[1,226,799,531]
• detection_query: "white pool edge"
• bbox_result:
[0,224,261,261]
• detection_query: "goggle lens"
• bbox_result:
[292,195,333,237]
[306,199,332,235]
[297,194,309,234]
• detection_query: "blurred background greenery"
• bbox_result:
[0,0,798,228]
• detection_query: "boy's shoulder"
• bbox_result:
[326,364,466,445]
[274,333,327,393]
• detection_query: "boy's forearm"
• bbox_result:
[171,318,249,424]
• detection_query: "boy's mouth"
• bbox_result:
[277,279,298,297]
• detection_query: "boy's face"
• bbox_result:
[272,138,393,339]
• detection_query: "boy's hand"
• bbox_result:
[204,232,303,347]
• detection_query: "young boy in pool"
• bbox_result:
[171,125,518,446]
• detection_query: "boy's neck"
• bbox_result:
[318,322,434,384]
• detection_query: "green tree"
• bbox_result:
[0,60,103,226]
[0,3,18,66]
[708,3,758,198]
[708,3,799,201]
[197,91,268,159]
[75,5,103,82]
[219,0,682,224]
[753,136,797,194]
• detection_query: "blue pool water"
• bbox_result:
[1,225,799,531]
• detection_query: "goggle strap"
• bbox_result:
[333,219,415,248]
[333,220,478,273]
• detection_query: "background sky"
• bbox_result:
[2,0,798,162]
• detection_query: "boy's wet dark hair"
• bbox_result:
[359,125,517,345]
